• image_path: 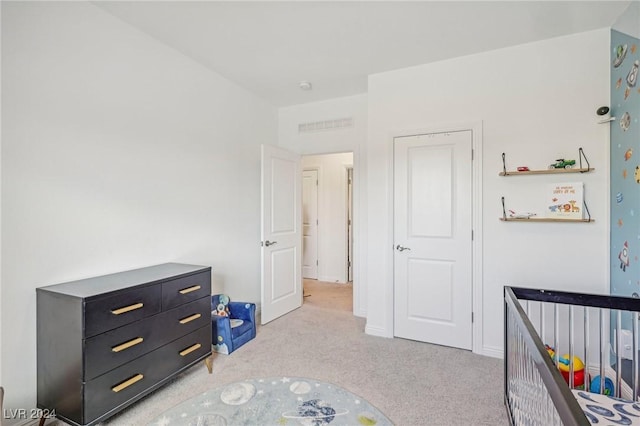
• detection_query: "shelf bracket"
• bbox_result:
[501,196,507,220]
[502,153,507,175]
[578,147,590,172]
[583,199,592,222]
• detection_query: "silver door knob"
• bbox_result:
[396,245,411,252]
[263,240,277,247]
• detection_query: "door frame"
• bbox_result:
[390,121,484,355]
[301,151,361,316]
[302,167,320,280]
[346,166,354,283]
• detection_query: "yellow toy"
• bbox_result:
[558,354,585,373]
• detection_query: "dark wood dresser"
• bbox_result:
[36,263,212,426]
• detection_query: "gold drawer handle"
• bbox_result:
[179,313,202,325]
[111,303,144,315]
[112,337,144,353]
[179,343,202,357]
[179,285,201,295]
[112,374,144,393]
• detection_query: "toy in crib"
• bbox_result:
[557,354,585,389]
[590,375,614,396]
[545,345,585,389]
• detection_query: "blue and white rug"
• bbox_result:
[148,377,392,426]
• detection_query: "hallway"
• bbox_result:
[303,279,353,312]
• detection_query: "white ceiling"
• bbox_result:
[95,1,633,107]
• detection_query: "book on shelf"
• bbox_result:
[546,182,583,219]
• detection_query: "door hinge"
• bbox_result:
[316,260,319,266]
[316,219,319,225]
[471,230,474,240]
[471,149,474,161]
[471,312,474,323]
[316,180,319,186]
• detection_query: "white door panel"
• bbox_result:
[394,131,473,350]
[261,145,302,324]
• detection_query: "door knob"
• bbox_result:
[396,245,411,252]
[263,240,277,247]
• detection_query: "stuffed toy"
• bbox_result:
[215,294,231,317]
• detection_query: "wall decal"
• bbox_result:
[614,44,628,68]
[619,241,630,272]
[611,30,640,298]
[621,112,631,131]
[627,60,639,88]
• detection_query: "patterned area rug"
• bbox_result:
[148,377,392,426]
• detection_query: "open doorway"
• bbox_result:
[301,152,354,313]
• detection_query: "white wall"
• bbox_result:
[367,29,611,356]
[279,95,367,316]
[302,153,353,283]
[613,1,640,38]
[2,1,276,413]
[0,1,4,389]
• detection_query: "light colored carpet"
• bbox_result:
[89,281,508,425]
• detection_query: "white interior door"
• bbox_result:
[261,144,302,324]
[393,131,473,350]
[302,169,318,279]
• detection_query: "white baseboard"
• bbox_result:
[364,323,391,338]
[317,275,345,283]
[480,345,504,359]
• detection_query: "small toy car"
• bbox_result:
[549,159,576,169]
[517,166,530,172]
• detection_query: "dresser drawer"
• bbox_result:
[84,297,211,380]
[84,325,211,424]
[85,285,161,338]
[161,270,211,310]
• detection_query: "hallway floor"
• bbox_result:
[303,279,353,312]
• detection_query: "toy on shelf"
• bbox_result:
[590,375,614,395]
[517,166,530,172]
[549,159,576,169]
[508,209,537,219]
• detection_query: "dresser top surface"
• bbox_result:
[36,263,211,299]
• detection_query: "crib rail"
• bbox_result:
[505,286,640,425]
[504,287,588,425]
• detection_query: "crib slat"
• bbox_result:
[617,310,623,398]
[540,303,545,344]
[569,305,575,388]
[600,308,606,394]
[634,312,639,400]
[553,303,560,370]
[584,307,590,392]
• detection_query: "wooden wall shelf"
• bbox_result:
[499,168,595,176]
[499,217,595,223]
[500,148,593,176]
[500,196,593,223]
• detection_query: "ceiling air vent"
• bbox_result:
[298,117,353,133]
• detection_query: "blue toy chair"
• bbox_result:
[211,294,256,354]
